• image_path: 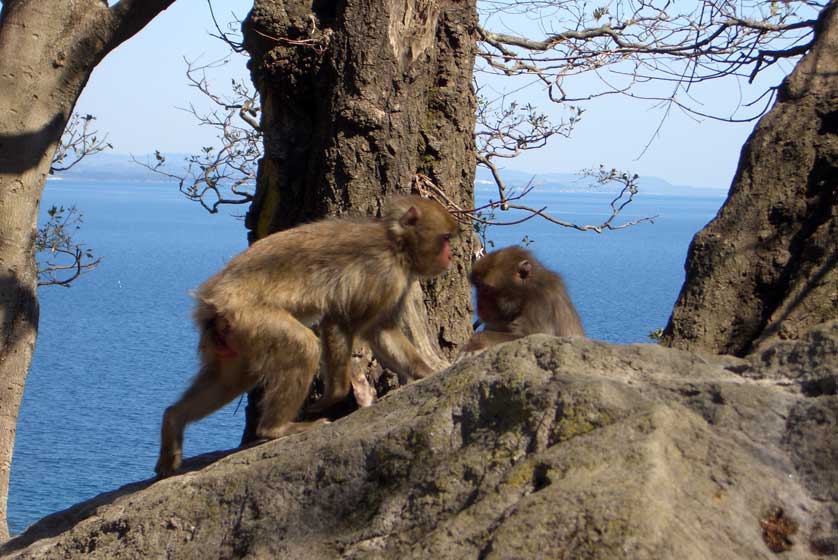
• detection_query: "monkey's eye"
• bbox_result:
[441,234,451,242]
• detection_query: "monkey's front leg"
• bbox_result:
[307,318,355,415]
[367,326,434,384]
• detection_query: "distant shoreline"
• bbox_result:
[47,175,727,199]
[50,151,728,197]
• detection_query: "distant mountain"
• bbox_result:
[474,167,728,198]
[50,152,727,198]
[49,152,194,183]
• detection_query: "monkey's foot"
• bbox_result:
[256,418,330,440]
[154,451,182,478]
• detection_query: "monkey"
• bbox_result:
[457,246,584,360]
[155,195,458,477]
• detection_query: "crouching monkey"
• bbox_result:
[155,195,458,476]
[457,246,584,361]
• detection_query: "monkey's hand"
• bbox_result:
[305,369,375,419]
[455,330,522,364]
[368,327,435,384]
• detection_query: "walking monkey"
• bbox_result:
[156,196,458,476]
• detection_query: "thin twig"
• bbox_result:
[413,172,655,234]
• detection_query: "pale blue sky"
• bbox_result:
[75,0,798,190]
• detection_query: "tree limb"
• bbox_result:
[105,0,178,52]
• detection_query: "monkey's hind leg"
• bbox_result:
[156,360,247,477]
[306,318,354,416]
[250,310,330,440]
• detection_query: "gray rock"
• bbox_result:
[3,323,837,559]
[663,3,838,357]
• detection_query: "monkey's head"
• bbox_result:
[470,246,538,324]
[386,195,459,278]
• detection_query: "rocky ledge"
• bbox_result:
[3,322,836,559]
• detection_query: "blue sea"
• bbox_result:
[8,180,725,534]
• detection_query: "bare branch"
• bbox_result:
[135,56,261,214]
[104,0,177,53]
[132,147,256,215]
[476,0,824,122]
[205,0,245,53]
[414,171,656,235]
[476,154,510,210]
[50,113,112,174]
[38,114,109,288]
[248,25,333,55]
[36,205,101,287]
[475,86,582,201]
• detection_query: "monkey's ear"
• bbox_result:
[517,260,532,280]
[399,206,421,227]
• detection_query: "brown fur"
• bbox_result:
[458,246,584,360]
[155,196,458,476]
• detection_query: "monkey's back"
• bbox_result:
[194,218,412,328]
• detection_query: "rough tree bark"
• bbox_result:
[663,1,838,357]
[240,0,478,440]
[0,0,177,540]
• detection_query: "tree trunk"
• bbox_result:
[0,0,176,539]
[662,1,838,357]
[240,0,478,441]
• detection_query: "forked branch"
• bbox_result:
[36,206,101,288]
[50,114,112,174]
[413,169,657,235]
[133,57,260,214]
[476,0,822,122]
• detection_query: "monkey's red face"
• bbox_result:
[418,233,453,277]
[394,199,458,278]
